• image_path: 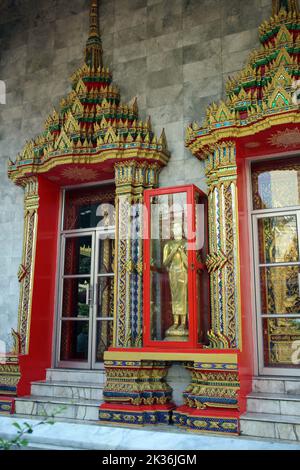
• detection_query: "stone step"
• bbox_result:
[15,395,101,421]
[31,381,104,401]
[46,368,105,384]
[240,412,300,441]
[247,392,300,416]
[252,376,300,395]
[2,416,300,450]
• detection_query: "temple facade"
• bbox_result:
[0,0,300,439]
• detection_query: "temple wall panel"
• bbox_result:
[0,0,271,349]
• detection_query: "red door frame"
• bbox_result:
[143,184,207,350]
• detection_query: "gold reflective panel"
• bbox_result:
[258,216,299,264]
[260,266,300,315]
[263,317,300,367]
[252,158,300,210]
[163,224,188,340]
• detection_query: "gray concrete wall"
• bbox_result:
[0,0,272,348]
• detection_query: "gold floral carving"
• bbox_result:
[61,166,99,181]
[17,178,39,354]
[268,128,300,148]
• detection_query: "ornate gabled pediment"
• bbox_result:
[8,0,169,185]
[186,0,300,158]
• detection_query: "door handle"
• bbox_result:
[94,283,99,307]
[88,285,94,307]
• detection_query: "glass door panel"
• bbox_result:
[98,237,115,274]
[64,236,92,275]
[262,317,300,369]
[92,234,115,367]
[58,233,94,368]
[61,278,91,318]
[254,211,300,374]
[57,185,115,369]
[257,215,299,264]
[95,320,114,363]
[259,265,300,315]
[60,320,89,362]
[96,277,114,318]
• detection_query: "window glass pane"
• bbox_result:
[262,317,300,368]
[252,158,300,210]
[95,320,113,363]
[64,185,115,230]
[60,321,89,362]
[260,266,300,315]
[62,278,90,318]
[64,236,92,275]
[150,192,189,342]
[258,216,299,264]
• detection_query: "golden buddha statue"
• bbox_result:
[163,222,189,341]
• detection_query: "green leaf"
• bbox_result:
[20,439,29,447]
[12,422,22,431]
[24,422,33,430]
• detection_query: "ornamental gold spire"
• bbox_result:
[85,0,103,69]
[272,0,299,15]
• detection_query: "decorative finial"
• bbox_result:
[272,0,299,15]
[85,0,103,69]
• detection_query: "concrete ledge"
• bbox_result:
[0,416,300,450]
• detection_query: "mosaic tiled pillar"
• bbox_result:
[173,360,240,435]
[100,360,173,425]
[0,354,20,415]
[205,142,241,349]
[183,361,240,410]
[17,178,39,355]
[113,161,160,348]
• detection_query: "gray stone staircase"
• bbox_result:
[241,377,300,441]
[14,369,105,422]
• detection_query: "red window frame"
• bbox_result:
[143,184,208,350]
